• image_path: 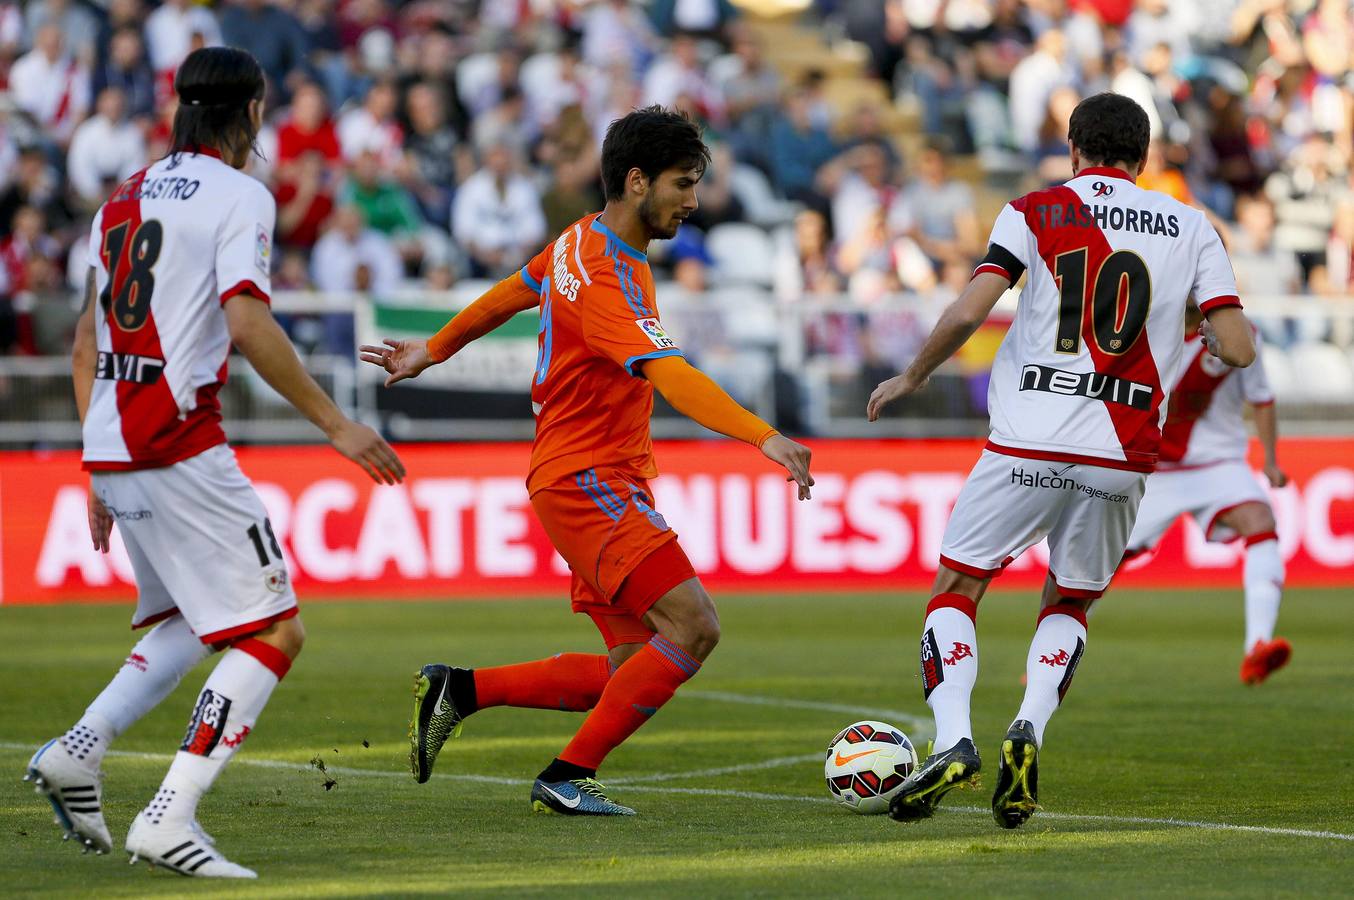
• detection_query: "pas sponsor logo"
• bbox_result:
[181,689,232,756]
[1010,466,1129,503]
[265,569,289,594]
[255,224,271,274]
[635,317,676,350]
[920,628,944,698]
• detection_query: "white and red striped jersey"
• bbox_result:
[973,166,1240,472]
[1158,327,1273,469]
[82,149,275,470]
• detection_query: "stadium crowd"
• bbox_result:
[1,0,1352,401]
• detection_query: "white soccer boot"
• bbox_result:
[24,737,113,854]
[125,811,257,878]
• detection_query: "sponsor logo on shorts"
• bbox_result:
[920,628,944,698]
[264,569,289,593]
[106,504,153,521]
[1010,466,1129,503]
[943,641,974,666]
[1019,364,1153,410]
[181,689,232,756]
[1056,637,1085,702]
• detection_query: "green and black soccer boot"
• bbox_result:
[888,737,981,822]
[991,719,1039,829]
[531,778,636,816]
[409,664,472,783]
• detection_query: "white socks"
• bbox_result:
[1243,537,1285,651]
[1015,604,1088,747]
[62,615,211,769]
[920,594,979,753]
[148,640,291,827]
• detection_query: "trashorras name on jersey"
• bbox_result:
[96,351,164,384]
[1019,364,1152,410]
[1010,465,1129,503]
[1032,201,1180,237]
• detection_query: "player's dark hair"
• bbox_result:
[600,105,710,202]
[169,47,266,163]
[1068,92,1150,168]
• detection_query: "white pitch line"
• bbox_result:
[7,741,1352,842]
[610,753,823,785]
[684,690,932,735]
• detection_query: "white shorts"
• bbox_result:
[91,444,297,644]
[940,450,1146,596]
[1127,460,1270,552]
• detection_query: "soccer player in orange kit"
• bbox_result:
[360,106,814,816]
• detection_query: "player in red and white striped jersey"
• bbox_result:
[25,48,403,878]
[1124,303,1291,685]
[868,93,1257,829]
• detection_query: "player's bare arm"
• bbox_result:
[1253,401,1287,487]
[867,271,1010,421]
[71,267,112,552]
[640,355,814,500]
[1198,306,1256,368]
[225,293,405,484]
[360,274,538,386]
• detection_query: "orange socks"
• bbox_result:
[559,636,700,770]
[473,653,612,713]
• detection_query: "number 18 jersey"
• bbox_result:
[974,167,1240,473]
[82,150,276,471]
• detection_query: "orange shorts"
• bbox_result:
[531,466,696,649]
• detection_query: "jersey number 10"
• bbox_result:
[1053,247,1152,356]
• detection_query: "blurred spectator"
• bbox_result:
[66,87,146,210]
[537,105,602,235]
[1033,85,1080,185]
[471,86,534,158]
[1230,193,1302,328]
[648,0,740,38]
[1009,29,1076,154]
[0,147,74,241]
[275,151,335,250]
[774,208,842,299]
[277,81,341,169]
[311,205,402,296]
[145,0,222,75]
[339,149,426,267]
[828,144,896,252]
[715,26,781,168]
[26,253,79,354]
[890,139,982,271]
[643,32,722,120]
[403,81,467,230]
[1265,134,1344,277]
[24,0,100,64]
[768,85,839,210]
[684,142,744,231]
[521,42,597,134]
[1125,0,1193,69]
[219,0,311,103]
[93,26,157,121]
[839,103,902,183]
[338,79,404,167]
[582,0,660,80]
[9,25,91,146]
[1137,140,1195,204]
[452,142,546,279]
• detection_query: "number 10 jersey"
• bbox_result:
[82,149,276,471]
[973,167,1240,473]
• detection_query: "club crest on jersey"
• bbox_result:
[265,569,289,594]
[181,689,232,756]
[255,224,271,274]
[1092,180,1114,198]
[635,317,676,349]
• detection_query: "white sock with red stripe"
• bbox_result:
[1243,536,1284,651]
[145,639,292,826]
[62,615,211,769]
[920,594,979,753]
[1015,603,1087,747]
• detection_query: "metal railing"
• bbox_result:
[2,289,1351,449]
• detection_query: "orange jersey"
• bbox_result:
[520,213,683,494]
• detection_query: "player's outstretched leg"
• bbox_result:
[531,579,716,817]
[410,654,612,783]
[1240,534,1290,685]
[890,593,982,822]
[993,601,1087,829]
[126,621,302,878]
[26,615,210,856]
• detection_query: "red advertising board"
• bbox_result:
[2,439,1350,605]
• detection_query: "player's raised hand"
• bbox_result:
[329,419,406,484]
[867,372,926,422]
[359,338,435,387]
[762,434,814,500]
[88,487,112,553]
[1264,462,1288,488]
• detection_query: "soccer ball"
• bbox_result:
[824,720,919,814]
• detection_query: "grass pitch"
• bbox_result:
[2,588,1351,897]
